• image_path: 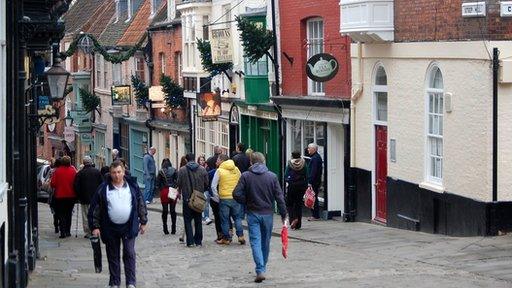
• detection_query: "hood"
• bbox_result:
[186,162,200,171]
[249,163,269,175]
[219,160,236,171]
[289,158,305,171]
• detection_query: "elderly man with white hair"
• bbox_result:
[307,143,323,220]
[73,155,103,238]
[143,147,157,204]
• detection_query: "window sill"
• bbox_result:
[419,181,445,193]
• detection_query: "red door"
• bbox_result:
[375,126,388,223]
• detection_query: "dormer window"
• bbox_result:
[167,0,176,21]
[117,0,128,22]
[150,0,162,18]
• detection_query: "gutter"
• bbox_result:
[492,48,499,202]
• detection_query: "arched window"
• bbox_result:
[373,65,387,123]
[426,65,444,183]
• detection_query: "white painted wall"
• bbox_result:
[351,41,497,202]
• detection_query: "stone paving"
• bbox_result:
[29,202,512,287]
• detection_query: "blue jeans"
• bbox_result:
[220,199,243,240]
[247,212,273,275]
[143,176,155,203]
[202,192,210,220]
[182,202,203,246]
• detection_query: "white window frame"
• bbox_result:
[112,63,122,85]
[372,64,388,126]
[195,116,229,157]
[425,64,444,185]
[306,18,325,96]
[160,52,166,74]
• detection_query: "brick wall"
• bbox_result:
[395,0,512,42]
[151,26,182,86]
[279,0,351,98]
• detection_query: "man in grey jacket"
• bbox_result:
[176,153,209,247]
[233,152,287,283]
[143,147,156,204]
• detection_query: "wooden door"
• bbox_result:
[375,125,388,223]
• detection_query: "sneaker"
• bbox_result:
[127,285,136,288]
[215,238,231,245]
[238,235,246,245]
[179,237,184,243]
[205,218,213,225]
[290,219,299,229]
[108,285,120,288]
[186,244,195,248]
[254,274,266,283]
[145,201,150,205]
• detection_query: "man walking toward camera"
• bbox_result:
[89,160,148,288]
[143,147,157,204]
[233,152,287,283]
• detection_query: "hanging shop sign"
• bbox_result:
[197,92,221,121]
[64,126,75,143]
[306,53,339,82]
[111,85,132,105]
[211,28,233,64]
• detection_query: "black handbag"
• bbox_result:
[186,169,206,213]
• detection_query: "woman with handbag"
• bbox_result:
[284,151,308,230]
[156,158,178,235]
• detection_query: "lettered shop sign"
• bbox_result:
[462,2,486,17]
[501,2,512,17]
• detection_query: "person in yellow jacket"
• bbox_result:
[211,154,245,245]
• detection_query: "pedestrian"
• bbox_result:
[143,147,157,204]
[307,143,323,221]
[233,152,287,283]
[207,165,222,241]
[88,160,148,288]
[176,153,209,247]
[112,148,120,162]
[100,166,110,181]
[285,151,308,230]
[206,146,222,171]
[232,143,250,173]
[198,155,212,225]
[50,155,77,238]
[156,158,177,235]
[73,156,103,238]
[211,154,244,245]
[43,157,61,234]
[178,156,188,243]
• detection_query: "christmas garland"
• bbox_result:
[60,32,148,64]
[80,88,101,114]
[197,39,233,81]
[131,75,149,108]
[236,16,276,64]
[160,74,185,109]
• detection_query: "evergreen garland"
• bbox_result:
[80,88,101,114]
[236,16,276,64]
[131,75,149,108]
[160,74,185,109]
[197,38,233,80]
[60,33,148,64]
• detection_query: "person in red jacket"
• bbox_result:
[51,156,77,238]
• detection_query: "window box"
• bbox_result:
[340,0,394,42]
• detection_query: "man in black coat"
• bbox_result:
[307,143,323,220]
[232,143,250,173]
[206,146,223,171]
[74,156,104,238]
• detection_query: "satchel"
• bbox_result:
[186,169,207,213]
[303,186,316,209]
[167,187,178,201]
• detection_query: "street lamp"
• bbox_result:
[46,57,70,100]
[64,111,73,127]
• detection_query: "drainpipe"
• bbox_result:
[492,47,499,202]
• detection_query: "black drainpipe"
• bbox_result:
[492,47,499,202]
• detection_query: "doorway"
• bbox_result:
[375,125,387,223]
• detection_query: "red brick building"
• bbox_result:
[273,0,352,219]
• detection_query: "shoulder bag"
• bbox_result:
[186,169,207,213]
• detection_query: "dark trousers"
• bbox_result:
[286,184,306,229]
[311,184,320,219]
[162,202,177,232]
[210,200,222,238]
[54,198,75,236]
[105,236,136,286]
[182,202,203,246]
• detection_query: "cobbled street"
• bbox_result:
[29,203,512,288]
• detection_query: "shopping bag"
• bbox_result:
[281,225,288,259]
[303,186,316,209]
[168,187,178,200]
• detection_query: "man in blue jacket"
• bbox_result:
[143,147,157,204]
[307,143,323,220]
[89,160,148,288]
[233,152,287,283]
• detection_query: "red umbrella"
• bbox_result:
[281,225,288,259]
